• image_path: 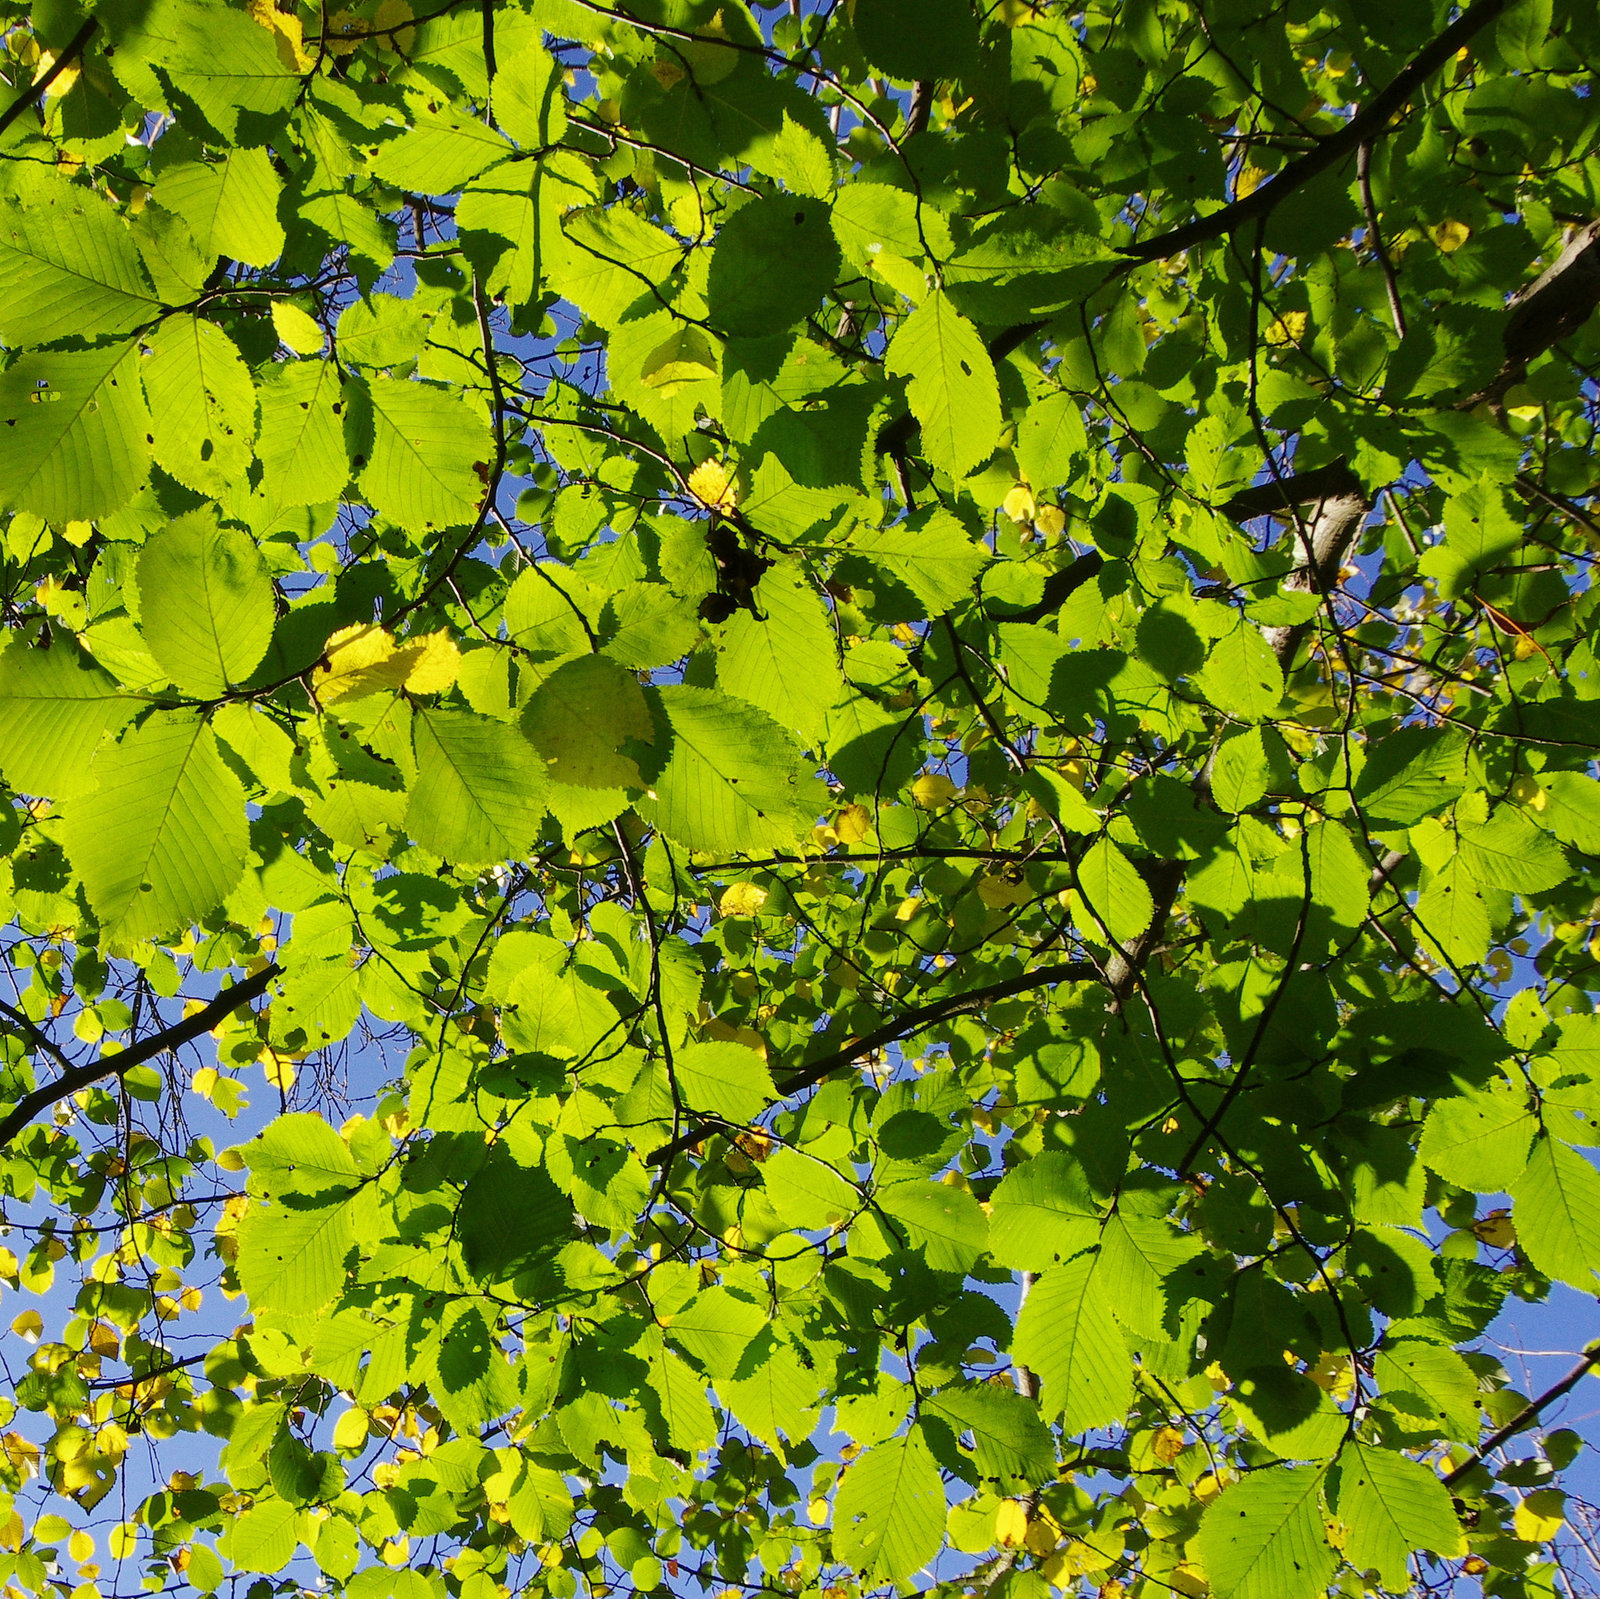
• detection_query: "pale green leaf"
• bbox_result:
[639,686,810,855]
[707,197,841,339]
[1196,1465,1336,1599]
[718,563,843,738]
[0,171,159,344]
[354,376,493,533]
[63,712,247,946]
[257,360,349,509]
[0,340,151,524]
[848,508,990,616]
[157,148,285,268]
[1193,622,1285,722]
[988,1152,1101,1271]
[135,509,274,696]
[1329,1443,1465,1589]
[674,1040,775,1124]
[522,655,655,789]
[885,289,1000,478]
[0,642,140,797]
[236,1196,356,1318]
[1512,1136,1600,1289]
[832,1428,945,1582]
[407,708,548,866]
[1419,1083,1536,1190]
[243,1112,361,1201]
[1078,836,1155,945]
[1012,1252,1130,1431]
[875,1179,988,1272]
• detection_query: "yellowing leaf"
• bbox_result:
[108,1525,137,1560]
[10,1310,41,1343]
[995,1500,1029,1547]
[313,624,408,703]
[68,1530,94,1564]
[260,1048,298,1091]
[1265,311,1308,346]
[1035,504,1066,537]
[398,630,461,694]
[1473,1208,1516,1248]
[835,803,872,844]
[1003,484,1036,524]
[1236,165,1269,198]
[688,459,738,511]
[1515,1489,1565,1542]
[719,882,769,917]
[913,773,958,808]
[1430,219,1471,252]
[977,871,1031,907]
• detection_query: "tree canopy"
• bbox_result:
[1,0,1599,1596]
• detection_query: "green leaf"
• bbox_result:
[1015,390,1088,495]
[639,686,810,855]
[832,1427,945,1582]
[1012,1252,1130,1431]
[761,1146,858,1231]
[1192,622,1285,722]
[0,171,159,344]
[673,1039,775,1124]
[707,197,841,339]
[1196,1466,1336,1599]
[1353,728,1472,825]
[0,340,151,524]
[848,508,990,616]
[988,1153,1101,1271]
[492,41,568,148]
[1078,836,1155,945]
[1512,1137,1600,1289]
[718,564,843,738]
[924,1382,1055,1489]
[522,655,656,789]
[424,1300,520,1434]
[1457,807,1568,894]
[224,1497,299,1576]
[1418,1083,1536,1190]
[352,377,493,533]
[135,510,273,698]
[885,289,1000,479]
[1329,1443,1465,1589]
[407,708,548,865]
[236,1195,356,1317]
[668,1286,767,1380]
[853,0,980,81]
[62,711,247,946]
[256,360,349,509]
[243,1112,360,1202]
[141,315,257,497]
[0,642,140,797]
[157,149,285,268]
[875,1179,988,1272]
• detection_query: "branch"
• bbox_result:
[1220,460,1365,521]
[1442,1342,1600,1487]
[645,960,1098,1166]
[1120,0,1508,263]
[0,964,280,1151]
[988,550,1105,625]
[0,17,97,138]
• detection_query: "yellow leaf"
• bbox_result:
[0,1513,21,1553]
[10,1310,42,1343]
[87,1322,119,1360]
[912,773,958,809]
[1430,218,1471,253]
[372,0,416,53]
[1035,504,1066,537]
[835,803,872,845]
[1193,1472,1224,1505]
[995,1500,1029,1547]
[687,459,738,511]
[271,302,325,355]
[107,1526,137,1561]
[313,623,408,703]
[190,1066,218,1100]
[1152,1426,1186,1465]
[1003,484,1036,524]
[1265,311,1308,346]
[1515,1489,1566,1542]
[719,883,768,917]
[333,1409,371,1451]
[977,871,1030,908]
[68,1531,94,1564]
[397,630,461,694]
[1023,1519,1058,1557]
[260,1049,298,1091]
[1235,164,1269,199]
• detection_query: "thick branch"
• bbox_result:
[0,964,280,1151]
[0,17,97,138]
[1121,0,1507,263]
[989,550,1105,625]
[645,960,1098,1166]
